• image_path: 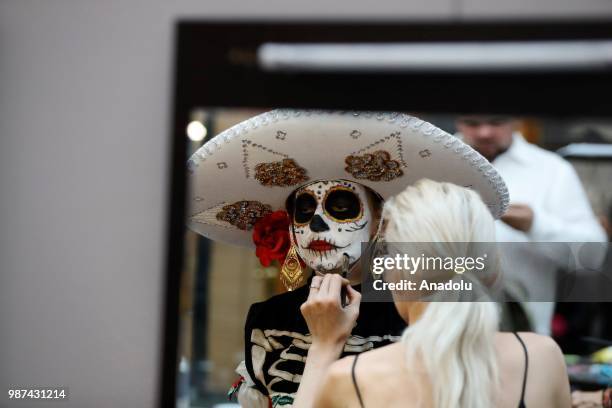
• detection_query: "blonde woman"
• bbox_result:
[314,179,571,408]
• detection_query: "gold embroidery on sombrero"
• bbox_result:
[215,200,272,230]
[351,131,407,168]
[254,159,309,187]
[241,139,289,179]
[344,150,403,182]
[190,202,242,230]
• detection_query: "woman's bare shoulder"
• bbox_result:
[361,341,404,359]
[497,331,560,349]
[328,355,356,377]
[317,355,360,407]
[516,332,563,357]
[497,332,565,370]
[328,343,403,378]
[325,354,360,391]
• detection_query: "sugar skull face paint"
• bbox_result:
[289,180,375,272]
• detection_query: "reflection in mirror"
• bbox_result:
[177,108,612,407]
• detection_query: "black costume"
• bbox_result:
[236,277,406,407]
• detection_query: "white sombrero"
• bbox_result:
[187,110,509,247]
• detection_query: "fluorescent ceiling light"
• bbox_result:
[258,41,612,73]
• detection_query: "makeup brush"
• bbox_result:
[341,253,350,307]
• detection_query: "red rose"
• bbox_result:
[252,210,291,267]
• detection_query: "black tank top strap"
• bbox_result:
[351,354,365,408]
[513,332,529,408]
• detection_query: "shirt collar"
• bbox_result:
[495,132,529,164]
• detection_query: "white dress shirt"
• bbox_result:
[487,133,607,334]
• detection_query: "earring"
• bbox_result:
[280,231,303,291]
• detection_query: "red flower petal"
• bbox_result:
[252,210,292,267]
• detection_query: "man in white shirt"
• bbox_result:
[456,116,607,334]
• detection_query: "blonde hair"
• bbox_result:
[382,179,500,408]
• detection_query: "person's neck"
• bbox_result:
[348,265,362,285]
[313,264,363,285]
[486,139,514,162]
[407,302,428,324]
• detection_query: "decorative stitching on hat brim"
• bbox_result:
[188,110,509,219]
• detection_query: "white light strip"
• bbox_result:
[258,41,612,73]
[558,143,612,158]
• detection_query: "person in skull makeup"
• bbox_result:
[290,180,378,273]
[231,179,400,408]
[186,110,509,408]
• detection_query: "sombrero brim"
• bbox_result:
[187,110,509,248]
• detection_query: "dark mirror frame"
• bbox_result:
[161,19,612,407]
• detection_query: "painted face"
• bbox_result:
[290,180,375,272]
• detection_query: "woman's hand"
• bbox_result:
[300,273,361,349]
[293,273,361,408]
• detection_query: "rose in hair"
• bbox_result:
[252,210,292,267]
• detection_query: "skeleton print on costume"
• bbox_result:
[291,180,375,272]
[248,328,400,407]
[235,276,407,408]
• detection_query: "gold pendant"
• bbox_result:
[280,243,303,291]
